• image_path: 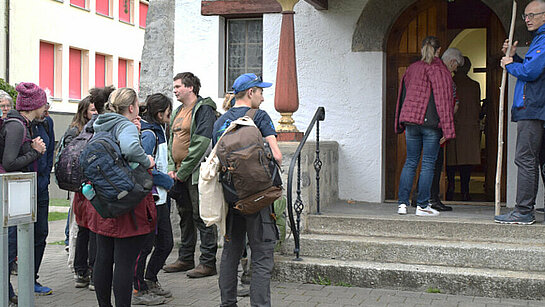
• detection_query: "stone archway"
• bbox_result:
[352,0,529,52]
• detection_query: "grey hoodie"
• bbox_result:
[93,113,151,169]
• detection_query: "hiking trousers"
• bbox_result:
[219,205,278,307]
[171,181,217,267]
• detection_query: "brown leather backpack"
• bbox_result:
[216,109,282,214]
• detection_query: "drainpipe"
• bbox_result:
[5,0,9,83]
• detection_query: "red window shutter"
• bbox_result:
[138,62,141,86]
[118,59,127,88]
[119,0,131,23]
[95,54,106,87]
[96,0,109,15]
[69,48,82,99]
[71,0,86,8]
[139,2,148,28]
[39,42,55,95]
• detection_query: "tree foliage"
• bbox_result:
[0,78,17,107]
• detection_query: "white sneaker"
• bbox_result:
[397,204,407,215]
[416,205,440,217]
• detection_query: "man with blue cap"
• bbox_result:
[213,73,282,307]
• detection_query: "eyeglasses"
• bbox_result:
[0,103,11,109]
[522,11,545,21]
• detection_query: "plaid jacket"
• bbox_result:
[395,57,456,140]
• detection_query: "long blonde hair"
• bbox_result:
[106,88,137,114]
[421,36,441,64]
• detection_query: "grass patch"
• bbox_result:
[48,211,68,222]
[311,275,331,286]
[426,287,441,293]
[50,198,70,207]
[48,240,65,245]
[334,281,353,287]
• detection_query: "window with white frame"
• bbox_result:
[226,18,263,92]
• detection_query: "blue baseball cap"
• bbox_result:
[232,73,272,94]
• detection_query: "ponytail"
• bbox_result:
[223,92,235,111]
[421,36,440,64]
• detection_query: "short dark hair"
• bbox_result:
[173,72,201,96]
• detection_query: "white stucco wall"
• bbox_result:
[10,0,145,113]
[0,0,6,81]
[174,0,384,202]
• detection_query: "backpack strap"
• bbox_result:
[245,108,258,120]
[4,118,29,144]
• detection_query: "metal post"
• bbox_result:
[17,223,34,307]
[0,172,36,306]
[0,226,8,307]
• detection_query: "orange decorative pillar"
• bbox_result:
[275,0,303,141]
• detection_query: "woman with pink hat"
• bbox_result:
[0,82,48,304]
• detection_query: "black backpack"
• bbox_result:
[54,120,95,192]
[79,127,153,218]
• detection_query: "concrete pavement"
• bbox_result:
[17,217,545,306]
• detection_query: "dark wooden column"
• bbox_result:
[274,0,302,140]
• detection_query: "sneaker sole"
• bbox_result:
[397,211,407,215]
[34,291,52,296]
[494,219,535,225]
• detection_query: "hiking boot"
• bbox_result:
[145,280,172,298]
[74,272,90,288]
[9,295,17,304]
[132,290,166,305]
[415,205,440,217]
[397,204,407,215]
[162,260,194,273]
[186,263,217,278]
[494,210,535,225]
[34,282,52,296]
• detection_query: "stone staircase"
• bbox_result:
[273,202,545,300]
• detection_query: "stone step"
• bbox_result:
[306,214,545,244]
[272,255,545,300]
[282,234,545,272]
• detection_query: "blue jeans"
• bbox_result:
[398,125,441,208]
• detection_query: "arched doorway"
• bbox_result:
[385,0,507,202]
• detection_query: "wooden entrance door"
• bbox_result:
[385,0,507,201]
[385,0,447,200]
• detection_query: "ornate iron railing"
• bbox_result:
[286,107,325,260]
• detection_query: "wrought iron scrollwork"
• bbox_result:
[286,107,325,260]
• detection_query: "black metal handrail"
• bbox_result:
[286,107,325,260]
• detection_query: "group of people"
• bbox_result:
[0,71,281,306]
[395,0,545,222]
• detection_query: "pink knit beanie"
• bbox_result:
[16,82,47,111]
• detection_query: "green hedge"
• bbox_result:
[0,78,17,107]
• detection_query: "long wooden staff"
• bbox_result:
[496,1,517,215]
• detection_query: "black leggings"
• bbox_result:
[94,234,146,307]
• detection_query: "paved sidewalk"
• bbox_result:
[17,219,545,306]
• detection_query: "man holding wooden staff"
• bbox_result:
[495,0,545,225]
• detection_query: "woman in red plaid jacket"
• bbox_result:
[394,36,457,217]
